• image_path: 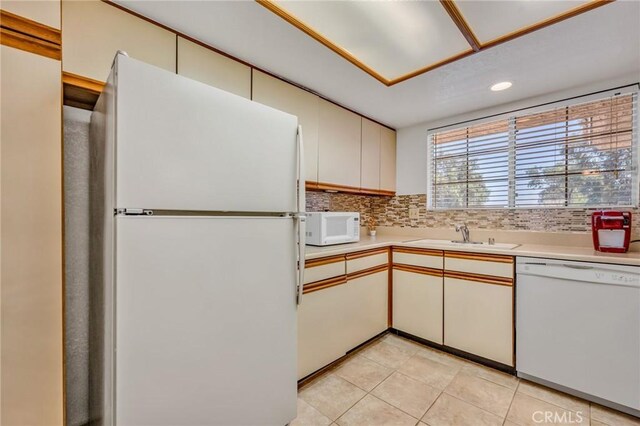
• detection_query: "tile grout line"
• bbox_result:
[502,380,521,425]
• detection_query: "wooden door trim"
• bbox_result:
[347,264,388,281]
[387,248,392,327]
[0,10,61,60]
[346,247,388,260]
[444,271,513,286]
[393,246,443,257]
[0,9,61,45]
[392,264,443,277]
[444,251,514,263]
[0,27,60,60]
[303,275,347,294]
[305,254,345,269]
[306,181,396,197]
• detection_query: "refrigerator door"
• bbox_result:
[115,55,298,213]
[113,216,297,425]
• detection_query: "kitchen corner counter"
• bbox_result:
[305,236,640,266]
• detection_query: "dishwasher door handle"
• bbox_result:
[561,264,593,270]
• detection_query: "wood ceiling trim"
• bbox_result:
[479,0,614,50]
[257,0,615,87]
[439,0,481,52]
[255,0,390,85]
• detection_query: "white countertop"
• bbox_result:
[305,235,640,266]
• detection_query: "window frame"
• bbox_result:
[427,87,639,210]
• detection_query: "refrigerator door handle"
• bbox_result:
[297,125,305,213]
[296,215,306,304]
[296,125,306,305]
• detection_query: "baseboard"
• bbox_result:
[297,330,390,389]
[390,328,516,375]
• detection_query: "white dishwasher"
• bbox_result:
[516,257,640,415]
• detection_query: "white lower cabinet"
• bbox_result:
[345,270,389,349]
[297,281,350,379]
[297,268,388,379]
[444,277,513,366]
[392,269,443,344]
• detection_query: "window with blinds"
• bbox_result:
[428,92,638,209]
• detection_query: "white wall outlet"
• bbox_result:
[409,208,419,219]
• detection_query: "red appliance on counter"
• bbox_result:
[592,211,632,253]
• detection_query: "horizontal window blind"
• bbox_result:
[429,92,638,209]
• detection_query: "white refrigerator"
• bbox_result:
[89,53,305,425]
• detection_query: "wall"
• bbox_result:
[369,73,640,235]
[396,73,639,196]
[63,106,92,426]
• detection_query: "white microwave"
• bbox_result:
[305,212,360,246]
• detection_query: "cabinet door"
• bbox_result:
[393,270,443,344]
[177,37,251,99]
[344,270,388,349]
[444,277,513,366]
[62,0,176,82]
[297,282,350,379]
[380,127,396,192]
[2,0,60,28]
[1,45,63,425]
[318,99,361,188]
[361,118,381,191]
[252,70,319,182]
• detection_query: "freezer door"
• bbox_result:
[115,55,298,212]
[113,216,297,425]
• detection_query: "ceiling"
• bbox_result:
[114,0,640,129]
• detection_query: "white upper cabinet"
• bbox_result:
[252,70,319,182]
[318,99,361,188]
[380,126,397,192]
[361,118,381,191]
[177,37,251,99]
[62,0,176,82]
[2,0,60,28]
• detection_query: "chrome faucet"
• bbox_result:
[455,224,470,243]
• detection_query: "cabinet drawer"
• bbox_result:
[346,249,388,274]
[304,255,345,284]
[444,252,513,279]
[393,248,443,269]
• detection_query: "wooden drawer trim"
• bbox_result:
[303,275,347,294]
[393,264,443,277]
[346,247,389,260]
[393,246,443,257]
[444,271,513,286]
[444,251,514,264]
[306,254,346,269]
[347,264,388,281]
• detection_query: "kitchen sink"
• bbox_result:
[409,239,520,250]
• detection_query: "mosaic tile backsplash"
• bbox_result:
[306,192,640,234]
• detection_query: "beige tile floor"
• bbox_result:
[293,333,640,426]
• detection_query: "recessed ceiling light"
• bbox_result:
[491,81,512,91]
